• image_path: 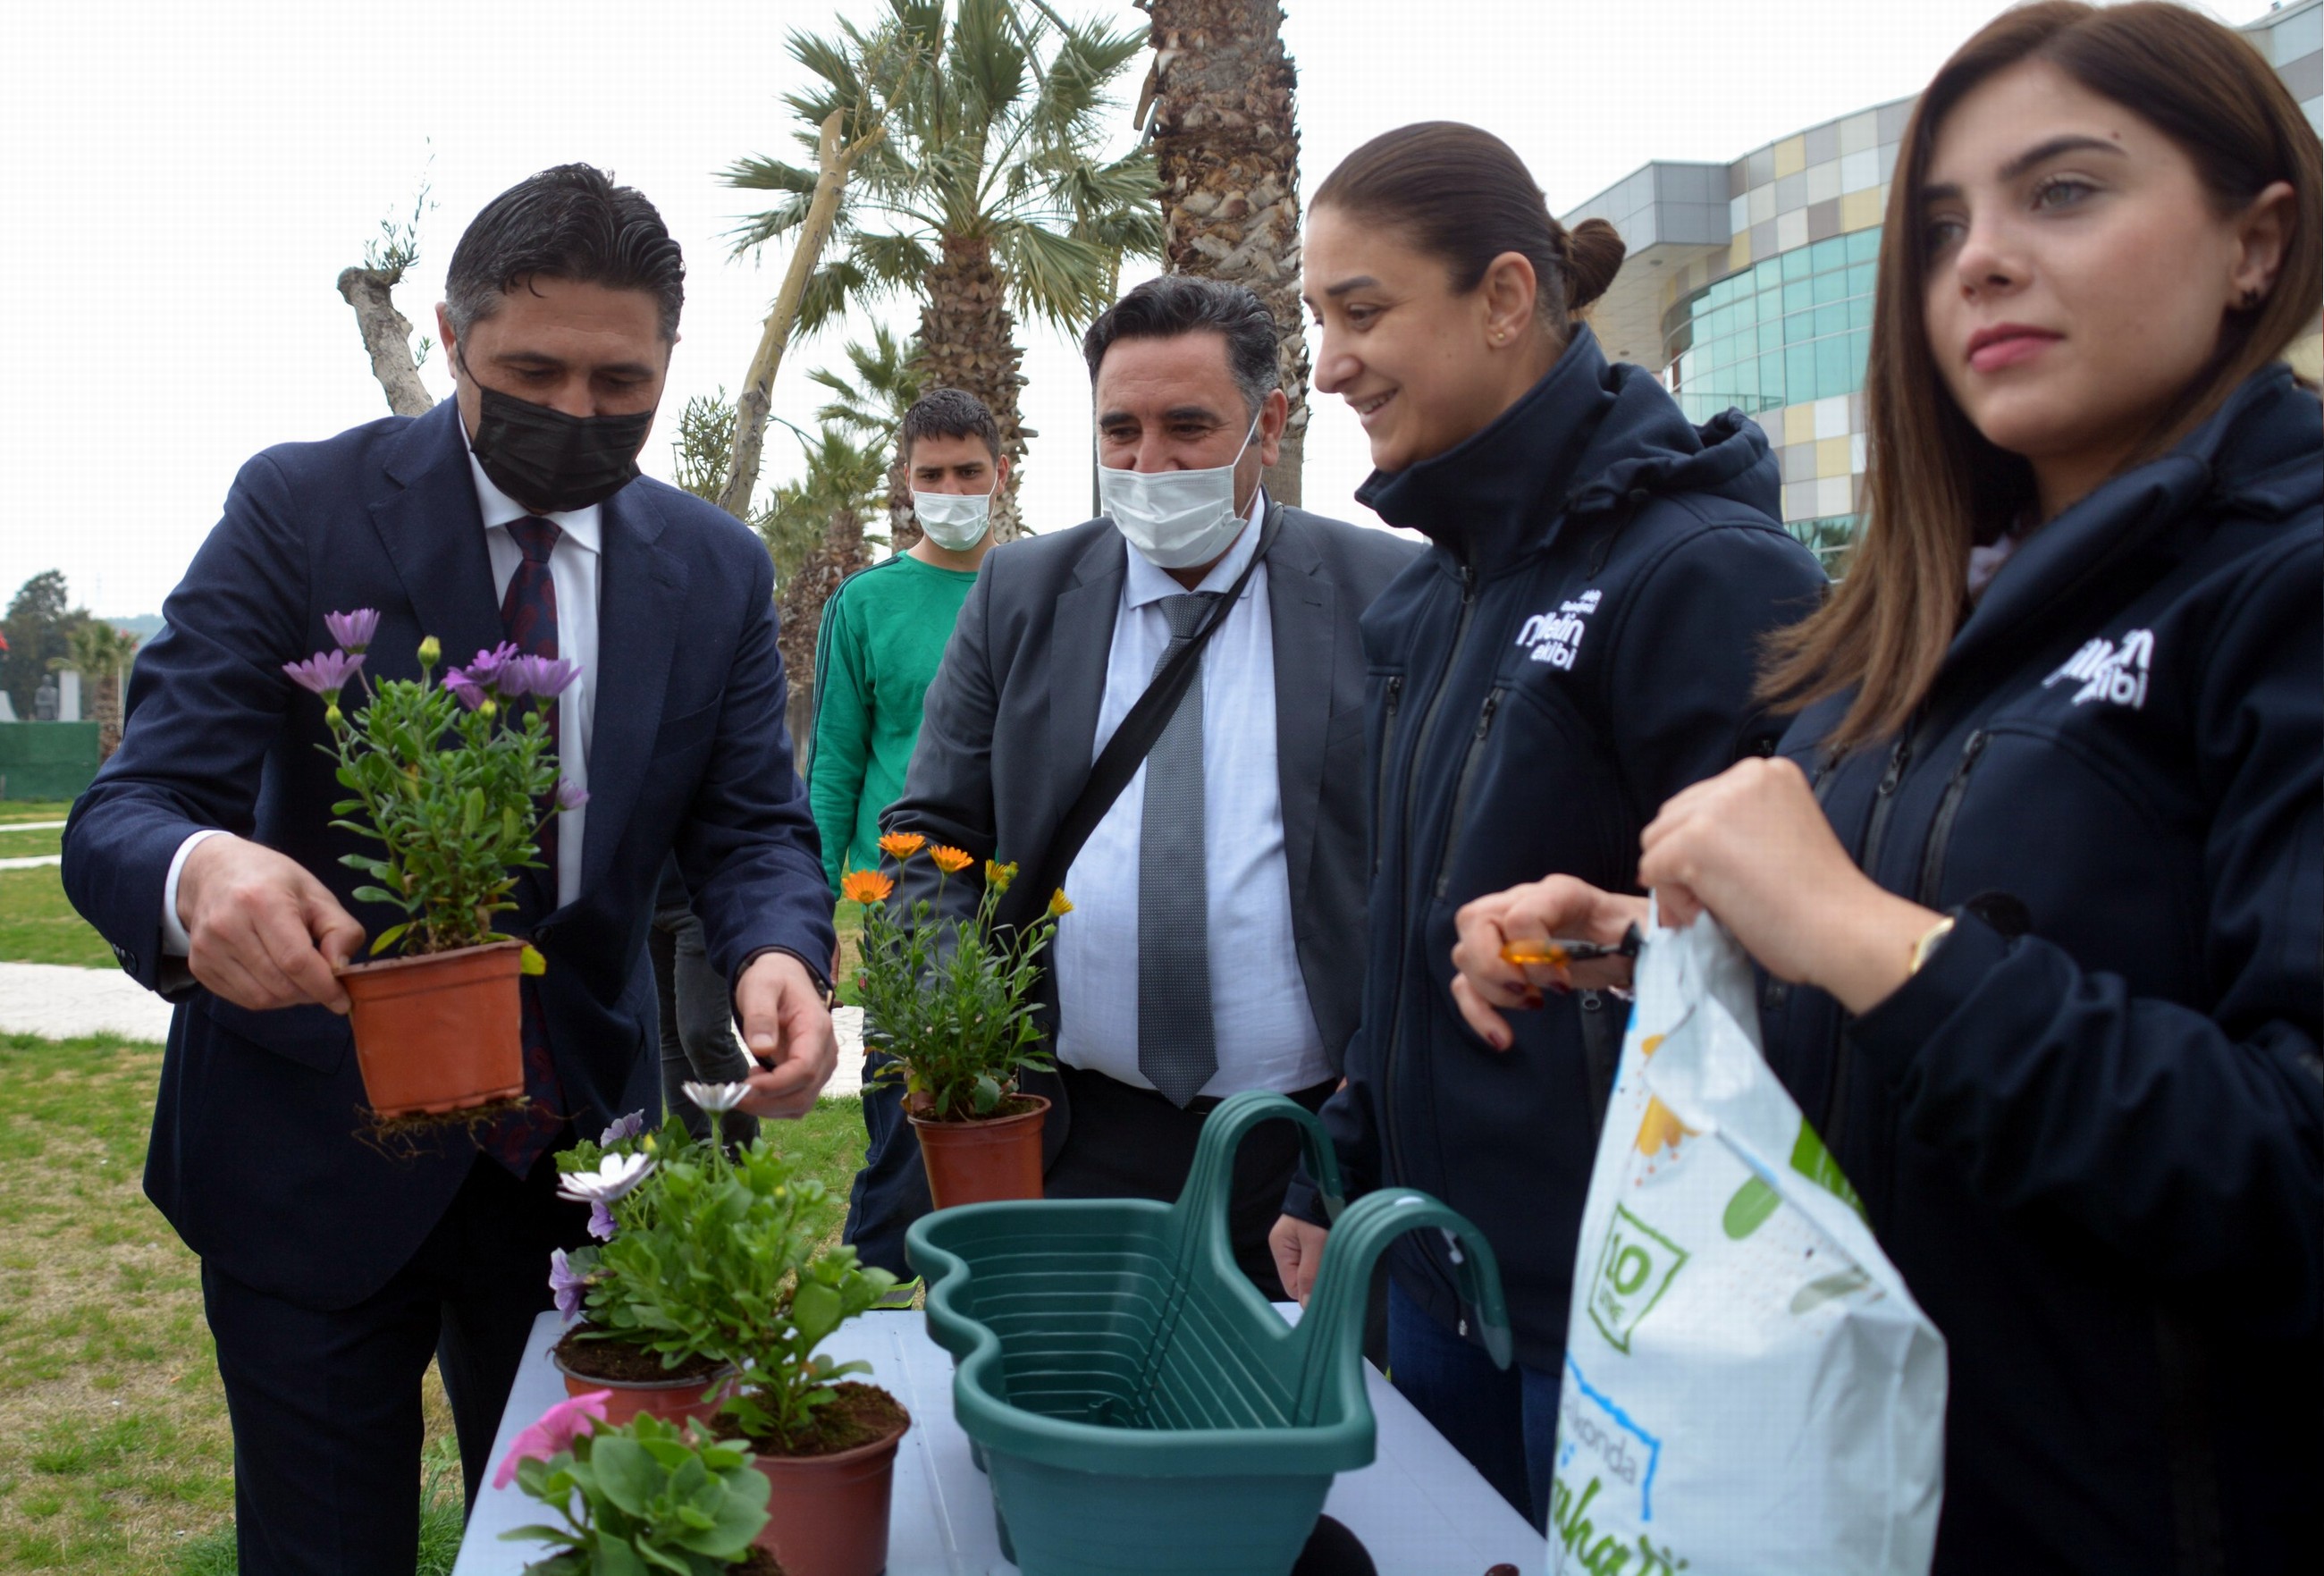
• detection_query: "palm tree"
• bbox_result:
[808,324,929,549]
[54,620,140,760]
[766,425,890,750]
[725,0,1163,541]
[1140,0,1311,504]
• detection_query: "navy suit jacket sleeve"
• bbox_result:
[64,450,315,994]
[668,538,837,989]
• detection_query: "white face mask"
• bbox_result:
[912,480,995,552]
[1097,413,1260,569]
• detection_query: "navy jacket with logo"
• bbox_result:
[1283,326,1825,1371]
[1764,365,2321,1573]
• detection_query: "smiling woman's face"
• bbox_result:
[1919,59,2286,514]
[1303,205,1541,474]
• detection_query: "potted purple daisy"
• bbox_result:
[285,610,582,1121]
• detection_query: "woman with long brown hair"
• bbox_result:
[1450,4,2320,1568]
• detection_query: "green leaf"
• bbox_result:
[790,1279,843,1347]
[520,943,547,976]
[368,923,409,957]
[972,1074,1001,1114]
[586,1436,661,1515]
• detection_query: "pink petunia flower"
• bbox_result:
[492,1389,610,1488]
[587,1201,616,1242]
[555,778,590,812]
[324,609,380,653]
[283,650,364,697]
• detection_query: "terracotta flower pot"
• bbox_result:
[337,939,526,1117]
[750,1398,910,1576]
[552,1345,735,1429]
[909,1094,1049,1209]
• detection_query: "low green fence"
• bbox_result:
[0,722,99,801]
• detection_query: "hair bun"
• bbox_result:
[1565,218,1627,311]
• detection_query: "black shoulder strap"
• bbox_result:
[998,503,1284,933]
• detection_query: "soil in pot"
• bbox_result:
[552,1326,732,1427]
[726,1549,787,1576]
[338,939,526,1118]
[729,1383,910,1576]
[910,1093,1048,1209]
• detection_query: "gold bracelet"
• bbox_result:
[1908,915,1957,977]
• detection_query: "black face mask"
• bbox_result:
[467,382,654,513]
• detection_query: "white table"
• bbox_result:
[455,1308,1545,1576]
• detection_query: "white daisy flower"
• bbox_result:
[681,1081,754,1115]
[555,1152,656,1207]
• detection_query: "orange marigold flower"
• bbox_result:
[878,832,926,861]
[840,868,894,905]
[1047,888,1074,918]
[985,859,1018,893]
[930,844,973,874]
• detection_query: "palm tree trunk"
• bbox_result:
[723,111,867,521]
[908,235,1030,541]
[96,671,122,761]
[1146,0,1310,506]
[778,507,869,763]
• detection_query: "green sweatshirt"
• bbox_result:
[808,552,980,894]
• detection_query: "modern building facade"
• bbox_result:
[1565,0,2324,565]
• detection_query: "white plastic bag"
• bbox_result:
[1548,912,1947,1576]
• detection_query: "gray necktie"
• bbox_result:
[1138,591,1221,1106]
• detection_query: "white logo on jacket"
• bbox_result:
[2042,628,2153,710]
[1517,589,1602,670]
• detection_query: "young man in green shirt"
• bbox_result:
[809,388,1006,892]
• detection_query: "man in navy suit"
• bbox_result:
[62,165,837,1573]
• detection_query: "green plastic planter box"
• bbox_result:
[908,1090,1511,1576]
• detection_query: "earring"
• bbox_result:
[2241,287,2262,310]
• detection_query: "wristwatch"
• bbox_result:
[1907,914,1958,977]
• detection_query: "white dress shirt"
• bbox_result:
[1054,492,1332,1098]
[161,424,602,950]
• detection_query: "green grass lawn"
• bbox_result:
[0,871,112,970]
[0,804,73,824]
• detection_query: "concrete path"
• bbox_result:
[0,960,868,1099]
[0,958,176,1040]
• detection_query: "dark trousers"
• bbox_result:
[846,1059,1332,1301]
[1047,1065,1333,1302]
[1386,1276,1562,1531]
[203,1146,586,1575]
[841,1049,928,1279]
[650,861,759,1147]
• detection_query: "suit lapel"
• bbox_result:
[1047,527,1127,822]
[371,403,504,690]
[579,485,688,898]
[1267,513,1335,917]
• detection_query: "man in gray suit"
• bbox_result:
[844,275,1418,1295]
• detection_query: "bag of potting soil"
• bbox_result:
[1548,910,1947,1576]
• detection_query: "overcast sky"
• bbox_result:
[2,0,2276,617]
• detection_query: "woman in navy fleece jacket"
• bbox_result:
[1452,5,2321,1572]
